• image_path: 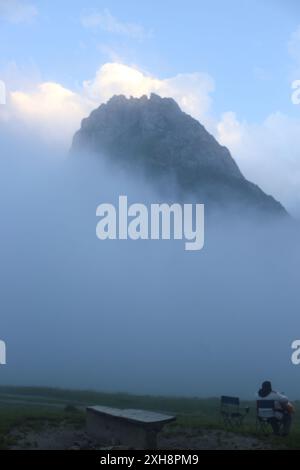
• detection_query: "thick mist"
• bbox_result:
[1,132,300,400]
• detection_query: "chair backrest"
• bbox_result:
[256,400,276,420]
[220,396,240,413]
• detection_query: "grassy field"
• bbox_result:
[0,386,298,449]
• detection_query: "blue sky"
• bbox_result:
[1,0,299,119]
[0,0,300,213]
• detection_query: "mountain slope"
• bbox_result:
[71,93,287,216]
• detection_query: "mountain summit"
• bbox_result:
[71,93,287,215]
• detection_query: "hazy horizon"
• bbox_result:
[0,129,299,400]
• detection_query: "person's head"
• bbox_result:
[258,380,272,397]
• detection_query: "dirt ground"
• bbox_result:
[160,428,272,450]
[8,422,273,450]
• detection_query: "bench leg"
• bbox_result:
[145,428,158,449]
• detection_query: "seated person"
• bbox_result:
[257,380,293,436]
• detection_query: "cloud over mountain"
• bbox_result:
[1,61,300,215]
[2,63,214,144]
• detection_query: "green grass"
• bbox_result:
[0,386,223,412]
[0,386,299,449]
[0,406,85,449]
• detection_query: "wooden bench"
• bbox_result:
[86,406,176,449]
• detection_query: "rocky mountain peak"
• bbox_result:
[71,94,287,216]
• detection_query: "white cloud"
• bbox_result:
[2,61,300,215]
[288,25,300,65]
[97,44,124,62]
[81,9,148,40]
[2,62,214,145]
[0,0,37,23]
[288,25,300,82]
[9,82,92,144]
[83,63,214,124]
[217,111,300,215]
[217,112,244,148]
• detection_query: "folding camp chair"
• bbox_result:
[256,400,277,434]
[220,396,249,429]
